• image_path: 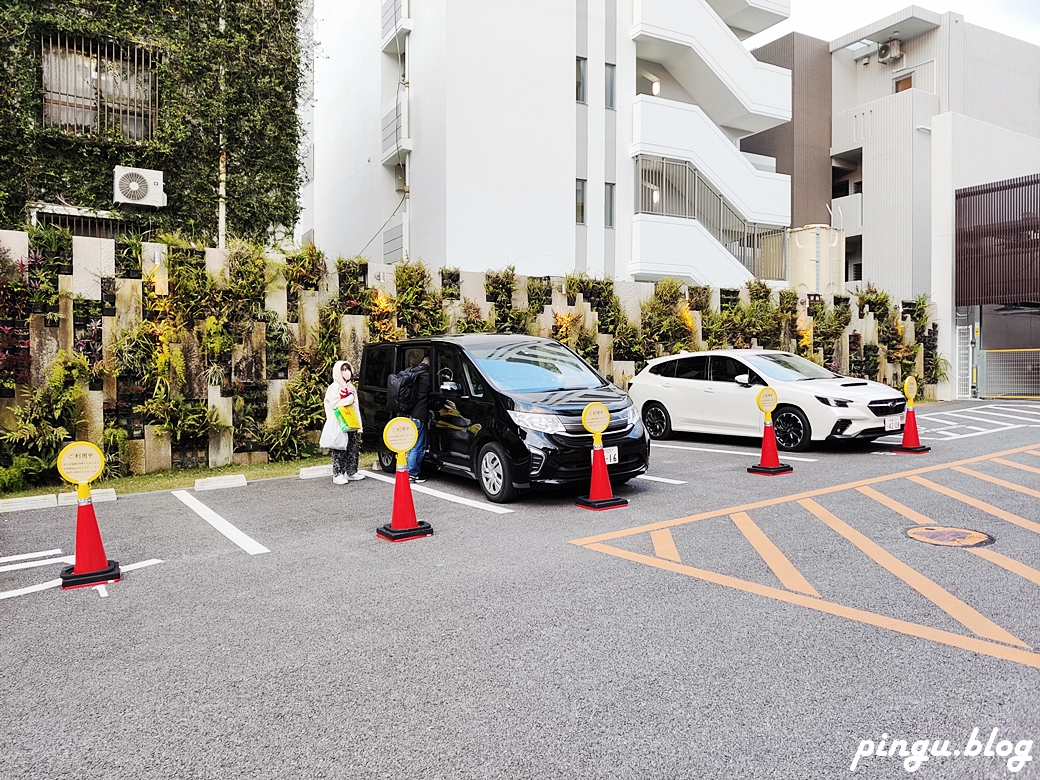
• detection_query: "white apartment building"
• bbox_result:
[825,6,1040,399]
[297,0,792,288]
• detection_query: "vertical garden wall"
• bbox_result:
[0,229,947,490]
[0,0,304,242]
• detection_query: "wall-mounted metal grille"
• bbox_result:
[956,325,972,399]
[37,211,130,240]
[983,349,1040,398]
[955,173,1040,306]
[41,33,158,140]
[635,155,788,281]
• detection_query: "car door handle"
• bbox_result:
[661,383,672,388]
[704,387,715,394]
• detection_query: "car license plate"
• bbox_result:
[597,446,619,465]
[885,415,902,431]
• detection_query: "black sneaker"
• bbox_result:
[410,476,427,484]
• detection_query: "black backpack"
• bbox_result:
[387,364,424,414]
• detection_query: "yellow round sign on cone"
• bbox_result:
[903,376,919,410]
[57,441,105,499]
[756,387,779,422]
[582,402,610,446]
[383,417,419,466]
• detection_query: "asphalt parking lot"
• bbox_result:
[3,399,1040,779]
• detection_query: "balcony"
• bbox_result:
[381,0,410,54]
[831,192,862,237]
[380,87,411,166]
[634,156,789,283]
[631,0,790,133]
[632,95,790,226]
[704,0,790,39]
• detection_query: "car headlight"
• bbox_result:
[624,405,639,425]
[816,396,852,408]
[507,410,566,434]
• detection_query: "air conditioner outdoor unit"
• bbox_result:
[877,40,902,64]
[113,166,167,207]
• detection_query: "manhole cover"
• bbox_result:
[906,526,993,548]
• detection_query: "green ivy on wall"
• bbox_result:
[0,0,304,242]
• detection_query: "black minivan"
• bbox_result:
[358,334,649,502]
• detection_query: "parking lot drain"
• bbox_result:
[906,527,994,548]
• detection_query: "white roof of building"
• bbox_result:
[829,5,943,53]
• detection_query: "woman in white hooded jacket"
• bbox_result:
[320,360,364,484]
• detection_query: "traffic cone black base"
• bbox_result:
[60,559,121,590]
[747,463,793,476]
[576,495,629,511]
[376,521,434,542]
[892,444,931,454]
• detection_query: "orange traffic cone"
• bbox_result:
[376,460,434,542]
[893,406,930,454]
[60,486,120,590]
[577,444,628,510]
[748,419,793,476]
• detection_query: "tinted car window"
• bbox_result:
[436,348,465,393]
[674,356,708,380]
[402,347,428,369]
[648,361,676,378]
[362,347,393,389]
[709,356,748,383]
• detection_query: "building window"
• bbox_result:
[895,75,913,93]
[576,179,586,224]
[605,63,615,109]
[576,57,587,103]
[604,183,615,228]
[41,33,158,140]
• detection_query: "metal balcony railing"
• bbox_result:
[635,154,788,281]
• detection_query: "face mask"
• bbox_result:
[342,370,352,382]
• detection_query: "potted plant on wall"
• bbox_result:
[116,233,144,279]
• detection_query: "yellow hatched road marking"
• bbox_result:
[992,457,1040,477]
[568,442,1040,547]
[730,512,820,597]
[907,476,1040,536]
[954,467,1040,499]
[969,548,1040,588]
[650,529,682,563]
[798,499,1029,649]
[584,543,1040,670]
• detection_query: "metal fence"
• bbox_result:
[635,155,788,281]
[984,349,1040,398]
[382,0,406,38]
[41,32,158,141]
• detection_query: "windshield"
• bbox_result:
[467,341,605,393]
[744,352,839,381]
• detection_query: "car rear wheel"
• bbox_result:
[642,402,672,440]
[378,451,396,473]
[773,406,811,452]
[477,442,519,503]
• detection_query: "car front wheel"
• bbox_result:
[642,402,672,440]
[477,442,519,503]
[378,451,396,473]
[773,406,811,452]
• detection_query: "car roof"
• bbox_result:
[367,333,557,349]
[648,349,790,363]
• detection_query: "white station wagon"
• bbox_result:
[627,349,907,451]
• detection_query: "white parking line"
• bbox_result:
[0,558,163,600]
[361,471,514,514]
[0,549,62,564]
[650,443,818,462]
[0,556,73,573]
[964,408,1040,423]
[172,491,271,555]
[636,474,688,485]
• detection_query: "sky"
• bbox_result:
[744,0,1040,49]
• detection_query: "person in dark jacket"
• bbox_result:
[404,355,431,483]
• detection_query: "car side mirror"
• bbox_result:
[734,374,752,387]
[440,381,463,393]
